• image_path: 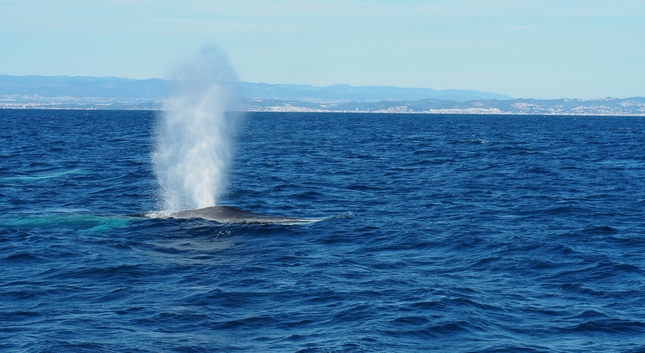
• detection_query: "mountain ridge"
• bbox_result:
[0,75,511,102]
[1,75,644,115]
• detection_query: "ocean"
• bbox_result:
[1,109,644,352]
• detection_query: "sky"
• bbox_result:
[1,0,644,99]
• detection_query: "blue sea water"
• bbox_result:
[1,109,645,352]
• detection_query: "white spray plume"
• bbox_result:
[153,46,241,211]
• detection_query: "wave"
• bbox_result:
[0,169,84,183]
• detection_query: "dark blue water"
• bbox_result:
[1,110,645,352]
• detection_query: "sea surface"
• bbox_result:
[1,110,645,352]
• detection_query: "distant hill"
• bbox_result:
[1,75,644,115]
[0,75,510,104]
[239,82,512,102]
[0,75,166,99]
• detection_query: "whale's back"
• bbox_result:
[145,206,322,225]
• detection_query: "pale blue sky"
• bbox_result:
[1,0,643,99]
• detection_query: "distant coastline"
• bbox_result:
[1,75,644,115]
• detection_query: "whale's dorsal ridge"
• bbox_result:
[145,206,321,225]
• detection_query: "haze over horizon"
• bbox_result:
[1,0,644,100]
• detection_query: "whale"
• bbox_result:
[140,206,322,225]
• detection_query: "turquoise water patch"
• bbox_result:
[0,212,132,234]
